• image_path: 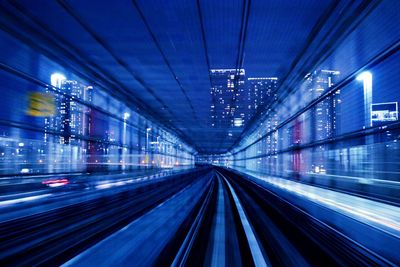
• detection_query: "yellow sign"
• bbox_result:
[27,92,55,117]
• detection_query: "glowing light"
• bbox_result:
[95,180,128,190]
[50,73,66,88]
[234,118,243,127]
[356,71,373,127]
[20,168,30,173]
[96,183,112,190]
[42,178,69,187]
[18,142,24,147]
[0,194,52,206]
[255,175,400,232]
[356,71,372,81]
[123,112,130,120]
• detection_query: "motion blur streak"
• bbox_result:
[0,194,52,206]
[223,174,270,267]
[0,0,399,266]
[245,172,400,234]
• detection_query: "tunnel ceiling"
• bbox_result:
[1,0,336,154]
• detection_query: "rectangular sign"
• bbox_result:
[26,92,55,117]
[371,102,398,126]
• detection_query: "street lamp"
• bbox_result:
[146,128,152,151]
[122,112,130,171]
[356,71,373,128]
[50,73,66,88]
[155,135,161,167]
[145,128,152,166]
[123,112,130,120]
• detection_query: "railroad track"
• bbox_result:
[169,169,395,267]
[0,168,396,266]
[0,170,207,266]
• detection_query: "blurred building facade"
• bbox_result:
[45,80,93,145]
[210,69,279,129]
[210,69,246,128]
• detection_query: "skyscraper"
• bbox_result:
[308,69,341,140]
[45,79,93,144]
[246,77,278,121]
[210,69,246,128]
[306,69,340,174]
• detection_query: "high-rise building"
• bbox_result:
[45,79,93,144]
[209,70,280,131]
[210,69,246,128]
[306,69,341,140]
[305,69,340,174]
[246,77,278,121]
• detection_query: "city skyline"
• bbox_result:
[45,77,93,145]
[209,68,279,129]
